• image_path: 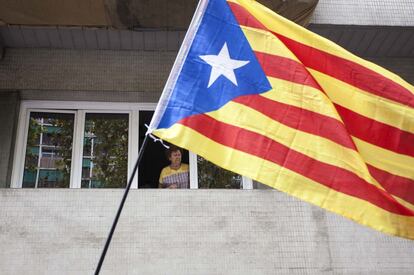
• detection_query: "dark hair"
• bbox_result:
[165,145,182,159]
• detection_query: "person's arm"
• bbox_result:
[159,168,165,188]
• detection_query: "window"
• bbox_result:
[81,113,129,188]
[197,157,242,189]
[11,101,253,189]
[22,112,74,188]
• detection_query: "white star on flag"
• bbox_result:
[199,43,250,88]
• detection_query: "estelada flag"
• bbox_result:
[148,0,414,239]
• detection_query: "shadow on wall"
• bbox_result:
[0,0,318,28]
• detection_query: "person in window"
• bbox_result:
[158,145,189,189]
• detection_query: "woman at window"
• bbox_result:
[158,145,189,189]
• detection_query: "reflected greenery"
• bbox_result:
[197,156,242,189]
[23,113,74,188]
[84,114,128,188]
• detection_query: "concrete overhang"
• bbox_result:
[0,24,413,58]
[0,0,318,28]
[0,0,413,58]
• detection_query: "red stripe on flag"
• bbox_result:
[253,48,414,156]
[229,1,414,157]
[228,1,267,30]
[254,52,322,90]
[335,104,414,157]
[368,164,414,206]
[228,2,414,108]
[227,2,320,90]
[275,34,414,108]
[180,114,414,216]
[233,94,356,149]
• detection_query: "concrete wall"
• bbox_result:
[0,48,174,102]
[0,48,172,181]
[0,49,413,101]
[0,92,19,188]
[0,189,413,275]
[312,0,414,26]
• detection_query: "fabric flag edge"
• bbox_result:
[147,0,211,134]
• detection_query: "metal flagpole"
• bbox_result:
[94,134,150,275]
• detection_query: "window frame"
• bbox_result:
[73,110,133,189]
[16,109,77,188]
[11,100,253,189]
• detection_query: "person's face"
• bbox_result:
[169,150,182,167]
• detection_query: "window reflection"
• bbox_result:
[197,156,242,189]
[81,113,128,188]
[22,112,74,188]
[253,181,272,189]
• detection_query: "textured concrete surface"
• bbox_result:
[0,48,175,96]
[312,0,414,26]
[0,49,413,101]
[0,189,413,275]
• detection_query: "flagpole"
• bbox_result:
[94,134,150,275]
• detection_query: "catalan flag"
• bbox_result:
[148,0,414,239]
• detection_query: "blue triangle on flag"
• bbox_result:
[158,0,272,129]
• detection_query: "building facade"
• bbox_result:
[0,0,413,274]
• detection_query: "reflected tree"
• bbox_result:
[197,156,242,189]
[23,113,74,188]
[25,118,42,171]
[86,115,128,188]
[49,117,74,187]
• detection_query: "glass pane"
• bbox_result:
[253,181,272,189]
[22,170,36,188]
[38,169,65,188]
[22,112,74,188]
[82,113,128,188]
[81,180,89,188]
[197,156,242,189]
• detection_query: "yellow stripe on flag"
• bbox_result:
[230,0,414,94]
[207,100,383,190]
[240,25,299,62]
[264,77,342,121]
[353,137,414,180]
[310,69,414,134]
[153,124,414,240]
[394,196,414,213]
